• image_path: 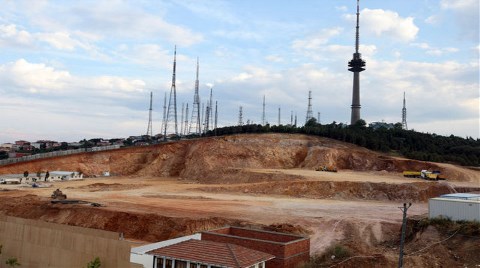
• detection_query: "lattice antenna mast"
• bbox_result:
[214,101,218,130]
[238,106,243,126]
[317,112,321,124]
[306,90,313,124]
[402,92,408,130]
[262,95,266,125]
[201,103,205,133]
[349,0,366,125]
[209,88,213,126]
[294,113,297,127]
[290,111,293,126]
[183,103,189,135]
[189,58,201,135]
[160,92,167,135]
[164,46,178,138]
[180,102,184,136]
[146,91,153,136]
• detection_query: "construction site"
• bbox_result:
[0,133,478,267]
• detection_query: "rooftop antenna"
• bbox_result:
[164,45,178,138]
[262,95,266,125]
[238,106,243,126]
[348,0,366,125]
[146,91,153,136]
[306,90,313,124]
[189,57,201,135]
[402,92,408,130]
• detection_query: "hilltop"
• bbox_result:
[0,133,478,267]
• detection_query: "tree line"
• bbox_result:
[202,119,480,167]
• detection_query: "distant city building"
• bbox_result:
[369,122,395,130]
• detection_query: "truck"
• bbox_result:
[403,170,445,181]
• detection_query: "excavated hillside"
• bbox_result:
[1,133,477,183]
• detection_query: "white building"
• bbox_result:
[429,193,480,222]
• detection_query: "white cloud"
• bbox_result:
[345,8,419,42]
[292,27,343,50]
[265,55,284,63]
[440,0,479,41]
[425,15,439,24]
[36,32,85,51]
[411,42,459,56]
[335,6,348,12]
[0,24,34,47]
[213,30,262,41]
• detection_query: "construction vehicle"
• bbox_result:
[315,166,338,172]
[403,170,445,181]
[51,189,67,200]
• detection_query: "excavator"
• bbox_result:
[51,189,67,200]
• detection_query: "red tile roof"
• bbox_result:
[147,239,274,268]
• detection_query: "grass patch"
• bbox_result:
[418,217,480,236]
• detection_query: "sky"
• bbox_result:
[0,0,478,143]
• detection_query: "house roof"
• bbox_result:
[147,239,274,268]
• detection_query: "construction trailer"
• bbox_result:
[429,193,480,222]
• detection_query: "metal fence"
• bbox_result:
[0,145,121,166]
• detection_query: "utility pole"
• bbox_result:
[398,203,412,268]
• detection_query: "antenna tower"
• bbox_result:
[278,107,281,125]
[290,111,293,125]
[238,106,243,126]
[214,101,218,130]
[317,112,321,124]
[146,91,153,136]
[348,0,366,125]
[160,92,167,135]
[180,102,184,135]
[183,103,189,135]
[294,113,297,127]
[262,95,266,125]
[188,58,201,135]
[164,46,178,138]
[402,92,408,130]
[306,90,313,123]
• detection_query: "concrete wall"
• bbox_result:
[0,215,139,268]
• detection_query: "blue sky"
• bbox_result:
[0,0,478,142]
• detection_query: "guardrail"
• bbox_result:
[0,145,121,166]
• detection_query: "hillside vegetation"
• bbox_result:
[201,120,480,166]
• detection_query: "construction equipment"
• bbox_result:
[403,170,445,181]
[315,166,338,172]
[51,189,67,200]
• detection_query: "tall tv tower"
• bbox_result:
[189,58,201,134]
[164,46,178,137]
[160,92,166,134]
[402,92,408,130]
[306,90,313,124]
[146,91,153,136]
[348,0,366,125]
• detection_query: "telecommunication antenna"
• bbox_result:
[262,95,266,125]
[189,58,201,134]
[402,92,408,130]
[278,107,281,125]
[146,91,153,136]
[306,90,313,123]
[238,106,243,126]
[164,46,178,138]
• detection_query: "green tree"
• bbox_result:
[86,257,101,268]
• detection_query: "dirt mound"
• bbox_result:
[197,180,458,202]
[0,134,477,183]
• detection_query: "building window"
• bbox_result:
[175,260,187,268]
[199,265,208,268]
[157,258,164,267]
[189,263,197,268]
[165,259,173,268]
